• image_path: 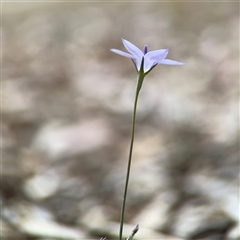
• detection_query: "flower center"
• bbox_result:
[143,45,148,55]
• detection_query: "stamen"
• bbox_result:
[143,45,147,55]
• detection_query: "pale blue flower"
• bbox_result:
[111,38,185,74]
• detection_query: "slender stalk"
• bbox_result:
[119,73,145,240]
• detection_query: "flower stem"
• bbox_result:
[119,73,145,240]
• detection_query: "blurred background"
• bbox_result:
[2,1,239,240]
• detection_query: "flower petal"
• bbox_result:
[144,49,168,72]
[158,59,186,65]
[145,49,169,60]
[121,39,143,71]
[121,39,143,58]
[110,49,134,58]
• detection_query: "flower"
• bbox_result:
[111,38,185,74]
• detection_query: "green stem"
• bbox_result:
[119,73,145,240]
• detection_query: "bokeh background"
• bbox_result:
[2,1,239,240]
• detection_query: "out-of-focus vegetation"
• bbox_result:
[2,2,239,239]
